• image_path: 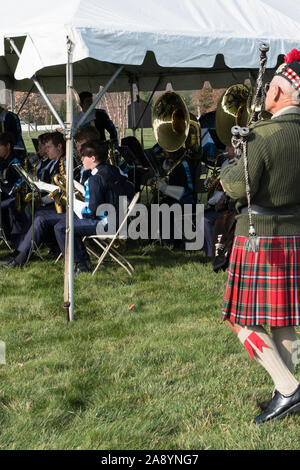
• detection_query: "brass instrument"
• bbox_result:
[107,139,117,166]
[49,158,85,215]
[31,156,46,181]
[205,166,221,201]
[23,156,47,210]
[152,91,190,152]
[150,91,191,202]
[208,84,258,202]
[49,157,67,214]
[201,151,229,200]
[13,154,30,213]
[215,84,252,147]
[185,119,202,169]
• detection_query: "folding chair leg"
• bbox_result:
[109,245,134,272]
[92,253,133,276]
[54,253,62,264]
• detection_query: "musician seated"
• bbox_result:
[1,132,68,267]
[119,136,151,192]
[73,91,118,144]
[146,146,196,249]
[161,147,196,206]
[203,145,235,258]
[0,132,28,251]
[0,106,26,160]
[74,126,101,184]
[28,132,51,178]
[54,140,127,275]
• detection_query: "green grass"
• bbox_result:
[0,242,300,450]
[22,128,157,153]
[2,127,300,449]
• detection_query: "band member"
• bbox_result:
[74,126,101,183]
[150,146,196,249]
[0,132,23,244]
[0,105,26,158]
[28,132,51,179]
[203,145,235,259]
[220,49,300,424]
[54,140,125,275]
[73,91,118,143]
[1,132,68,267]
[161,146,196,207]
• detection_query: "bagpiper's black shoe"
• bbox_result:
[259,390,278,411]
[254,384,300,424]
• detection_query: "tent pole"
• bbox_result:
[129,79,136,137]
[16,85,34,116]
[76,65,124,130]
[64,37,74,322]
[133,76,162,131]
[6,37,65,130]
[10,89,15,112]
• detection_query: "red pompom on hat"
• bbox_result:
[284,48,300,64]
[275,48,300,91]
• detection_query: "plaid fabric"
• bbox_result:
[221,236,300,326]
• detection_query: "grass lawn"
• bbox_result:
[1,127,299,450]
[22,128,156,153]
[0,241,299,450]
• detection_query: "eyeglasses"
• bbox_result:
[264,82,270,93]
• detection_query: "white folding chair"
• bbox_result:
[84,192,140,276]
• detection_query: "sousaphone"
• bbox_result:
[152,91,190,152]
[151,91,190,201]
[215,84,252,147]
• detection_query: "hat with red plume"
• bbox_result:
[275,48,300,92]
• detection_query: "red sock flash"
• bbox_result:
[243,331,269,361]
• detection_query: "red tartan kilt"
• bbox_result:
[221,235,300,327]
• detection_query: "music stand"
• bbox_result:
[0,185,13,251]
[12,164,43,262]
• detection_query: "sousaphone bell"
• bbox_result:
[215,84,252,147]
[152,91,190,152]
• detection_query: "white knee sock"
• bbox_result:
[237,325,299,397]
[271,326,298,374]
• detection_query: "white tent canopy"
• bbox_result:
[1,0,300,93]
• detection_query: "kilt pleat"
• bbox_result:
[221,236,300,326]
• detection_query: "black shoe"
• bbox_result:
[45,248,61,259]
[1,257,23,269]
[254,384,300,424]
[0,250,18,262]
[74,262,91,276]
[259,390,278,411]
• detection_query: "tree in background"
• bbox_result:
[193,83,225,117]
[13,92,50,127]
[11,86,226,132]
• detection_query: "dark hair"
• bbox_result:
[74,126,100,142]
[0,132,15,148]
[38,132,52,144]
[44,132,66,154]
[79,91,93,104]
[80,140,108,163]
